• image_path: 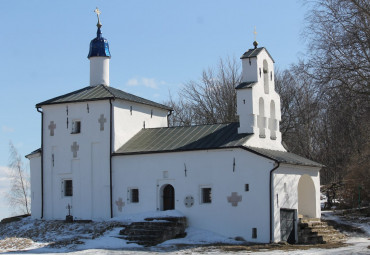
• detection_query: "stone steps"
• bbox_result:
[298,217,346,244]
[119,216,187,246]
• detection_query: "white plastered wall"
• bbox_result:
[41,100,111,220]
[112,100,168,151]
[113,148,275,243]
[271,164,321,242]
[90,57,110,86]
[28,153,42,219]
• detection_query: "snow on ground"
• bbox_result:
[1,209,369,254]
[322,210,370,235]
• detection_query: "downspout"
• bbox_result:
[37,107,44,219]
[109,99,113,218]
[167,110,173,127]
[269,161,280,243]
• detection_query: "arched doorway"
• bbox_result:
[162,184,175,211]
[298,175,317,218]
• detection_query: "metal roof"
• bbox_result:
[235,81,257,90]
[115,122,322,168]
[240,47,275,63]
[115,123,251,154]
[88,27,111,58]
[246,147,323,167]
[25,148,41,158]
[36,85,172,110]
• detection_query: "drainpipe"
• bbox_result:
[269,161,280,243]
[109,99,113,218]
[167,110,173,127]
[37,107,44,219]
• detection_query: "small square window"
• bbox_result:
[252,228,257,239]
[245,184,249,191]
[64,180,73,197]
[71,120,81,134]
[201,188,212,204]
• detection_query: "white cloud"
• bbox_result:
[126,77,161,89]
[126,78,139,87]
[2,126,14,133]
[142,78,158,89]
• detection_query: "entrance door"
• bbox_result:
[163,184,175,211]
[280,209,296,244]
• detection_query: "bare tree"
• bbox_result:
[7,142,30,215]
[305,0,370,97]
[275,62,322,160]
[166,57,241,126]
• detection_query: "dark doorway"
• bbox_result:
[163,184,175,211]
[280,209,296,244]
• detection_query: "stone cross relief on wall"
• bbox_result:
[227,192,242,206]
[115,197,125,212]
[98,114,107,131]
[48,121,56,136]
[71,142,79,158]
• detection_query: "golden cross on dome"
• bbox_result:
[94,7,101,17]
[94,7,102,28]
[253,26,258,49]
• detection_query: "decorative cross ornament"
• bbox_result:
[184,195,194,208]
[71,142,79,158]
[227,192,242,207]
[115,197,125,212]
[98,114,107,131]
[94,7,101,17]
[48,121,56,136]
[94,7,102,28]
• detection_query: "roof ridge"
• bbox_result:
[142,122,239,131]
[100,85,116,99]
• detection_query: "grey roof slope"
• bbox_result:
[25,148,41,158]
[240,47,275,63]
[235,81,257,90]
[115,122,322,167]
[246,147,323,167]
[36,85,172,110]
[115,123,251,154]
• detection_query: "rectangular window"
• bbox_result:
[71,120,81,134]
[64,180,73,196]
[131,189,139,203]
[252,228,257,239]
[201,188,212,204]
[245,184,249,191]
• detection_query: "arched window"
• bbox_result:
[263,60,269,94]
[269,100,277,139]
[258,97,265,138]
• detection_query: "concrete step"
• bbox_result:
[298,217,346,244]
[118,216,187,246]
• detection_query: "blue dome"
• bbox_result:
[88,27,111,58]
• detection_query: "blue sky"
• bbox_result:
[0,0,308,220]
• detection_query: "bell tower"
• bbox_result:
[88,8,111,86]
[236,40,285,151]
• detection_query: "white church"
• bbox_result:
[26,11,322,244]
